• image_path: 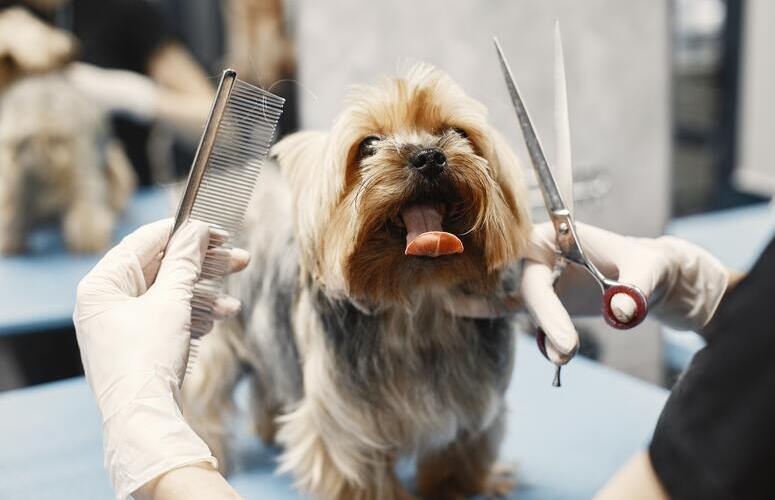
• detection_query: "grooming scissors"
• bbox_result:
[494,24,648,386]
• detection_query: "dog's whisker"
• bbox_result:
[267,78,320,104]
[353,174,376,209]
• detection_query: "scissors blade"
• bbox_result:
[493,37,568,215]
[554,21,574,215]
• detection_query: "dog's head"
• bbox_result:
[0,74,106,211]
[274,64,530,304]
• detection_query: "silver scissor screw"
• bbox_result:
[558,222,569,234]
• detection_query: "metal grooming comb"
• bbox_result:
[169,69,284,380]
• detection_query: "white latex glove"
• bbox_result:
[522,222,730,364]
[74,219,249,500]
[65,62,159,122]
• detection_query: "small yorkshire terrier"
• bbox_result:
[183,64,531,499]
[0,73,136,254]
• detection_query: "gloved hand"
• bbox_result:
[65,62,159,122]
[522,222,730,364]
[74,219,249,500]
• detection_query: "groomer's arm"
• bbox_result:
[522,223,740,498]
[596,267,747,500]
[65,59,213,143]
[453,222,732,365]
[522,223,731,363]
[453,222,756,499]
[146,42,215,139]
[594,452,668,500]
[600,237,775,500]
[135,463,241,500]
[74,220,249,499]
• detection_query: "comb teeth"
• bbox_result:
[189,80,283,235]
[175,72,284,380]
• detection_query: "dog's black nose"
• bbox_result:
[409,148,446,177]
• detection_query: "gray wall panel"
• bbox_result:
[295,0,670,381]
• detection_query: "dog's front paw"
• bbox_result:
[482,462,517,498]
[0,203,24,255]
[254,411,279,445]
[418,460,517,500]
[0,232,25,255]
[63,205,114,253]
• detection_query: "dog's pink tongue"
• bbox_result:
[401,204,464,257]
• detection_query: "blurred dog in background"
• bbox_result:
[224,0,295,88]
[0,73,136,254]
[224,0,298,138]
[184,64,531,499]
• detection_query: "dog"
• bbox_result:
[0,73,136,254]
[224,0,295,88]
[183,63,531,499]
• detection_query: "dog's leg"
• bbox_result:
[0,186,24,254]
[64,151,114,252]
[0,147,24,254]
[277,399,413,500]
[64,140,124,253]
[181,319,244,475]
[248,370,282,445]
[416,410,514,499]
[62,201,114,253]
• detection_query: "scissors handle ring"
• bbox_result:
[602,283,648,329]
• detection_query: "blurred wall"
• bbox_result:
[736,0,775,198]
[295,0,670,382]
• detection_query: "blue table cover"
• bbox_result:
[0,188,174,336]
[0,335,667,499]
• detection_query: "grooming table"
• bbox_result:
[0,188,174,336]
[0,335,667,500]
[662,202,775,372]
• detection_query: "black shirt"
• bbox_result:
[650,236,775,500]
[1,0,174,185]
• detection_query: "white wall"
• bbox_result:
[736,0,775,198]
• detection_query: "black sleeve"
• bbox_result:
[649,236,775,500]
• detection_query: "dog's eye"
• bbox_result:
[452,128,469,139]
[358,135,381,159]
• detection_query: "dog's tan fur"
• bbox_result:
[183,64,530,499]
[0,73,136,254]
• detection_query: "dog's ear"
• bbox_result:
[272,131,328,181]
[479,127,532,270]
[271,131,338,271]
[271,131,334,214]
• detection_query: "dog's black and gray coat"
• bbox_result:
[183,164,519,498]
[182,63,532,499]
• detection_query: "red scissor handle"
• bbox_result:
[535,284,648,363]
[602,284,648,329]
